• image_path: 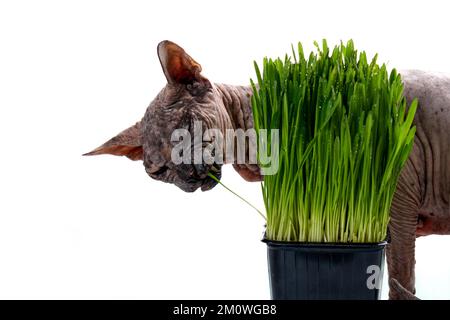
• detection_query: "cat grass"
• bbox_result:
[251,40,417,243]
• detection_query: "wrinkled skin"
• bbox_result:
[85,41,450,299]
[386,70,450,299]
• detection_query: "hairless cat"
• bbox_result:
[84,40,450,299]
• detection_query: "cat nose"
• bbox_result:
[175,164,197,179]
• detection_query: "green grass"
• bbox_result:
[251,40,417,243]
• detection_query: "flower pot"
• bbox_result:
[263,238,386,300]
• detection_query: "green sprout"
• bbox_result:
[251,40,417,243]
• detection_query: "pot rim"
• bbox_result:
[262,235,387,249]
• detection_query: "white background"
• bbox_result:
[0,0,449,299]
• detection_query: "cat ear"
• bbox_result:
[157,40,211,88]
[83,122,143,161]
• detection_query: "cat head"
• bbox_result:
[84,41,229,192]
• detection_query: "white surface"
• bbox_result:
[0,0,449,299]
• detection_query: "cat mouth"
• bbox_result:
[146,162,221,192]
[200,163,221,191]
[176,164,221,192]
[200,175,218,191]
[173,175,216,192]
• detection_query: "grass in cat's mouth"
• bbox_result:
[208,172,266,219]
[200,164,222,191]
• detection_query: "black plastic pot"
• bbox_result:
[263,238,386,300]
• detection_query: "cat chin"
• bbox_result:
[175,181,203,193]
[172,176,218,193]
